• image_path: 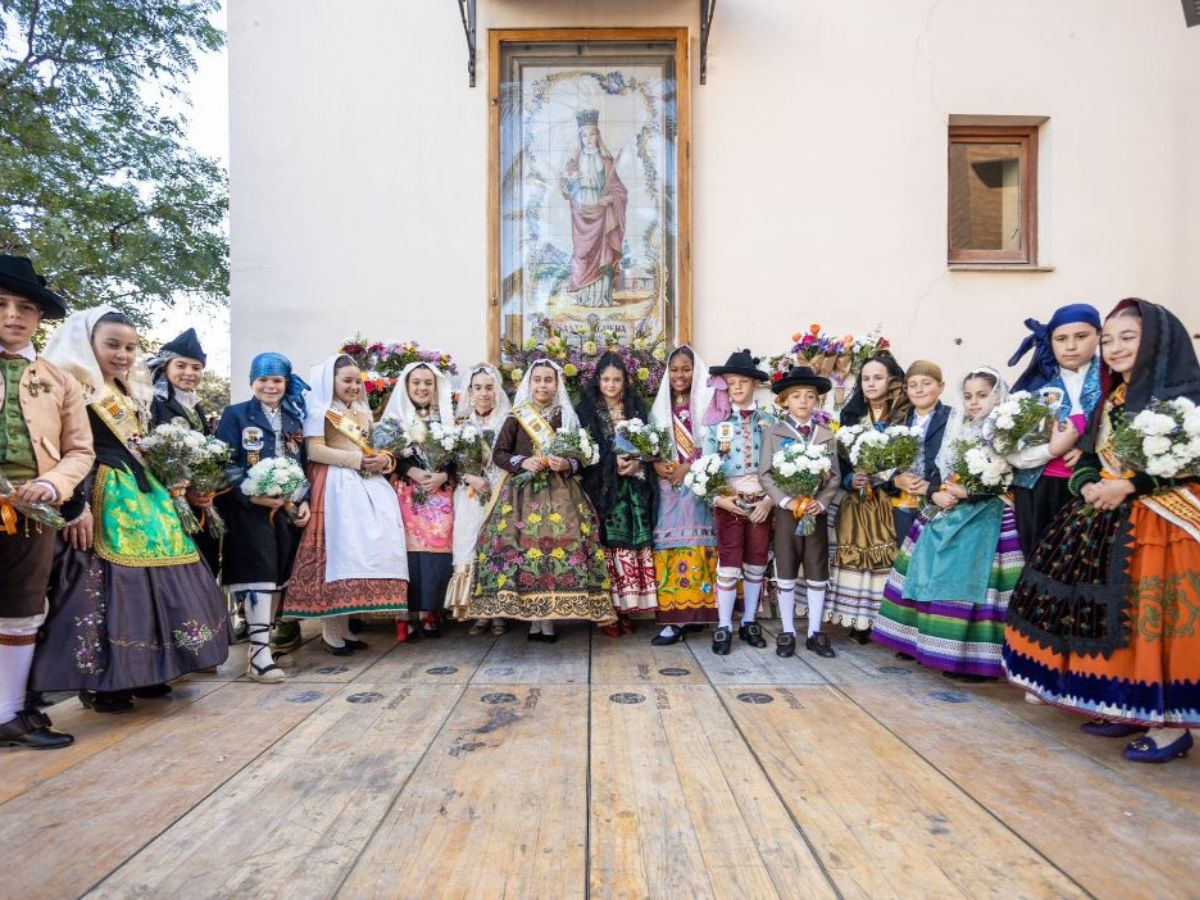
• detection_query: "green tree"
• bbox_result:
[0,0,227,325]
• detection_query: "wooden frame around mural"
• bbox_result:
[487,27,692,362]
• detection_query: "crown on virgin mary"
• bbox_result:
[576,108,600,128]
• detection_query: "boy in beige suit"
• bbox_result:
[760,366,840,658]
[0,255,94,750]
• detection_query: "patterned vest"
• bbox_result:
[0,357,37,481]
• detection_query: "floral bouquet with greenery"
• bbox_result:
[949,438,1014,495]
[136,422,208,533]
[986,391,1056,456]
[240,457,308,523]
[682,452,730,501]
[1109,396,1200,479]
[770,442,833,535]
[847,425,922,479]
[188,435,234,538]
[615,417,672,462]
[454,423,495,503]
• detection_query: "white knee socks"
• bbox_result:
[322,615,347,648]
[806,582,827,637]
[776,579,797,635]
[245,591,277,670]
[0,640,35,724]
[741,566,765,625]
[716,568,739,629]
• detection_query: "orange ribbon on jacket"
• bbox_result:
[0,497,17,535]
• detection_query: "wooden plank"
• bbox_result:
[590,684,835,898]
[757,620,917,685]
[683,625,826,686]
[471,624,590,685]
[0,681,338,897]
[720,684,1085,899]
[589,630,708,685]
[986,684,1200,814]
[0,680,226,806]
[185,617,324,682]
[842,681,1200,897]
[269,626,397,683]
[339,685,588,898]
[359,625,495,684]
[89,683,461,899]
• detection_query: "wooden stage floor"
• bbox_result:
[2,619,1196,899]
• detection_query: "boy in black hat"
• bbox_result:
[0,255,94,750]
[760,366,841,658]
[701,350,775,655]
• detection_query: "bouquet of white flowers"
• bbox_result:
[0,469,65,530]
[848,425,922,478]
[136,422,209,533]
[986,391,1056,456]
[512,427,599,490]
[614,418,672,461]
[1109,396,1200,479]
[454,423,494,503]
[370,416,415,459]
[423,422,460,473]
[771,442,833,535]
[682,452,730,501]
[188,435,234,538]
[949,438,1014,495]
[240,457,308,523]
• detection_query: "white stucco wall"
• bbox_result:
[229,0,1200,397]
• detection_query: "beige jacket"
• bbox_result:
[0,355,95,501]
[758,418,841,512]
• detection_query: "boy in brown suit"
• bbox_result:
[760,366,840,658]
[0,255,94,750]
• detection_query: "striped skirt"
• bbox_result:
[873,500,1023,677]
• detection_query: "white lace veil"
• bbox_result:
[512,358,579,430]
[935,365,1009,479]
[455,362,511,427]
[304,354,371,438]
[382,362,455,439]
[42,303,154,408]
[649,345,713,455]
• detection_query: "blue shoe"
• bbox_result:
[1081,719,1146,738]
[1123,730,1193,764]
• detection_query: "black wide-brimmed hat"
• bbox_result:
[0,255,66,319]
[160,327,207,366]
[772,365,832,397]
[710,349,769,382]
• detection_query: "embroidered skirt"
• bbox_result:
[398,481,453,613]
[468,472,615,623]
[652,478,717,624]
[873,500,1023,677]
[1002,484,1200,726]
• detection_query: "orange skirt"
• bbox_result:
[1003,483,1200,726]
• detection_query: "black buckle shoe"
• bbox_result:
[738,622,767,648]
[0,709,74,751]
[131,683,172,699]
[805,632,836,658]
[712,627,732,655]
[775,632,796,658]
[342,638,368,652]
[322,640,352,657]
[78,690,135,714]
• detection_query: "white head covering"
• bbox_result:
[382,361,455,434]
[304,353,370,438]
[512,358,579,431]
[936,365,1010,479]
[649,345,714,456]
[455,362,511,427]
[42,304,153,407]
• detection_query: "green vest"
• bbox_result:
[0,357,37,482]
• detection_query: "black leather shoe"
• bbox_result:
[775,633,796,658]
[712,627,732,655]
[541,632,558,644]
[78,690,134,714]
[650,628,681,646]
[347,617,365,634]
[527,631,545,643]
[738,622,767,648]
[322,640,352,657]
[131,683,172,699]
[806,632,836,658]
[848,627,872,645]
[343,638,368,652]
[0,709,74,750]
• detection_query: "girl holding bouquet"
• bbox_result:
[215,352,312,683]
[1004,299,1200,764]
[892,360,951,539]
[647,346,718,646]
[31,307,231,711]
[1005,303,1103,555]
[147,328,219,574]
[577,351,659,635]
[283,355,409,653]
[828,353,910,642]
[382,362,456,640]
[448,364,510,634]
[874,366,1024,680]
[467,359,614,639]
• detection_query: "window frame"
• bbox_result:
[947,124,1039,266]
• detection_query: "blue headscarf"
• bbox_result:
[249,352,311,421]
[1007,303,1101,392]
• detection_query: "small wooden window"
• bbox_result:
[948,125,1038,265]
